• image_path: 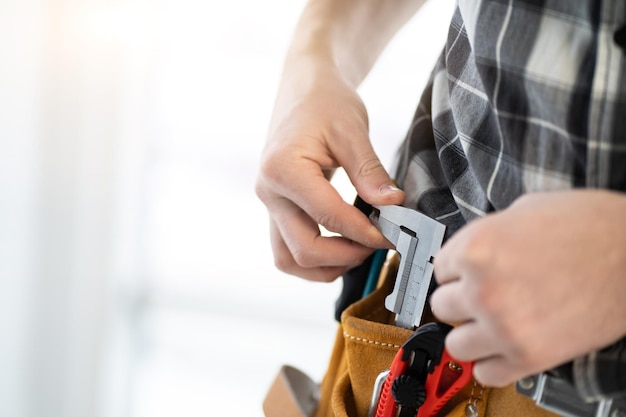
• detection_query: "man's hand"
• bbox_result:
[431,190,626,387]
[256,62,404,282]
[255,0,422,282]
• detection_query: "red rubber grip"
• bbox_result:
[375,347,409,417]
[417,349,474,417]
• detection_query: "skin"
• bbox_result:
[431,190,626,387]
[256,0,626,387]
[256,0,424,281]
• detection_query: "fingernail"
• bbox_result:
[379,184,402,195]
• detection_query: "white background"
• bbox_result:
[0,1,454,416]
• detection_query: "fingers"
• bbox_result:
[444,322,501,362]
[433,218,493,285]
[257,77,403,282]
[433,230,469,285]
[332,129,405,208]
[272,196,374,266]
[257,142,386,280]
[472,356,521,388]
[269,220,353,282]
[429,282,471,324]
[434,296,523,387]
[430,282,505,371]
[261,150,390,248]
[431,217,542,387]
[267,195,374,281]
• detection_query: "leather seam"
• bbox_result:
[342,331,402,349]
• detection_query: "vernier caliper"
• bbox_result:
[368,205,626,417]
[369,205,446,329]
[367,205,474,417]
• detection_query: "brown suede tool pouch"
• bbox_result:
[263,256,557,417]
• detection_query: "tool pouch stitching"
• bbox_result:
[263,254,560,417]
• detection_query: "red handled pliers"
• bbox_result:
[373,323,473,417]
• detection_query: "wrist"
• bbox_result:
[285,0,417,88]
[274,50,349,117]
[284,34,363,91]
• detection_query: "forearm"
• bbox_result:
[285,0,427,88]
[257,1,411,282]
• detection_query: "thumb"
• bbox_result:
[340,140,405,207]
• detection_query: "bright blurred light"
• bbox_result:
[65,3,151,44]
[0,1,455,416]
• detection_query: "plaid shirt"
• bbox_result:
[393,0,626,237]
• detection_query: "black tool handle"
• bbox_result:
[334,196,375,321]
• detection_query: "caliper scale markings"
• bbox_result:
[370,205,445,329]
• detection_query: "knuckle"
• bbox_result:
[505,330,540,370]
[316,210,341,234]
[359,235,376,248]
[454,221,509,312]
[356,155,384,178]
[258,154,284,185]
[493,320,517,348]
[443,331,464,359]
[254,178,270,203]
[273,250,294,273]
[461,229,493,268]
[471,280,501,314]
[291,245,317,269]
[256,150,292,203]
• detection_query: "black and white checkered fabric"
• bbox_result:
[393,0,626,237]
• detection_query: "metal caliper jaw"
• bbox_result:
[369,205,446,329]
